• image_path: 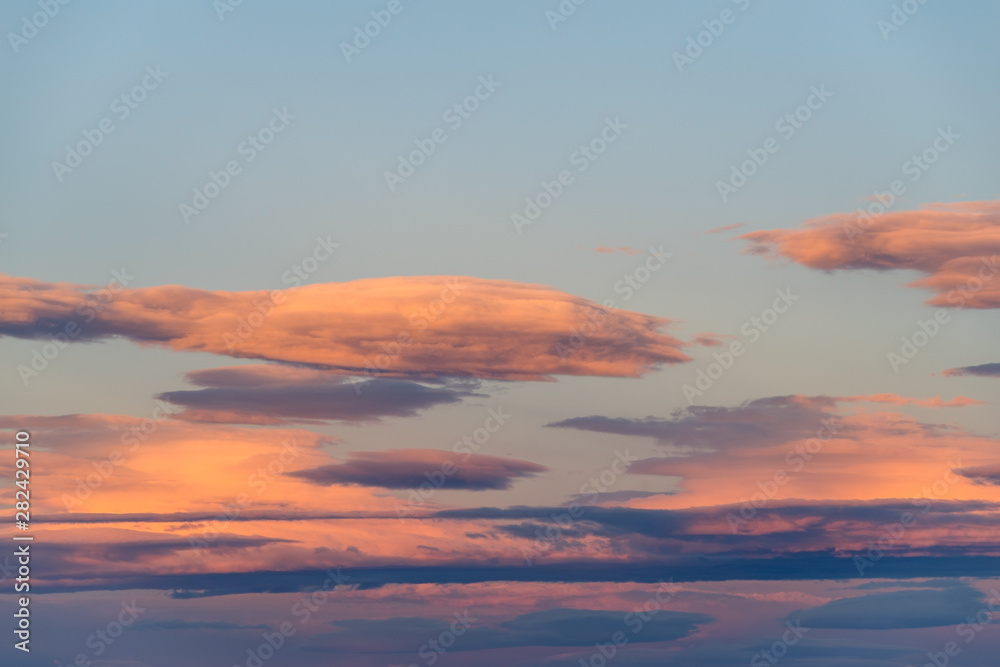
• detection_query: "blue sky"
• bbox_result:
[3,2,1000,665]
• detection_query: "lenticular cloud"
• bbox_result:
[0,273,693,380]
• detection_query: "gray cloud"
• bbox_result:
[787,586,989,629]
[288,449,546,490]
[157,365,483,424]
[944,362,1000,378]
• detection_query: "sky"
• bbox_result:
[2,1,1000,666]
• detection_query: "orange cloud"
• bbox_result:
[0,413,346,515]
[551,394,1000,510]
[0,274,694,380]
[739,200,1000,308]
[11,395,998,589]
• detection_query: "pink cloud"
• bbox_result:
[0,274,695,380]
[739,200,1000,308]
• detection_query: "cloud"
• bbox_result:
[848,578,965,590]
[0,273,694,380]
[534,641,913,667]
[487,607,711,647]
[738,641,913,664]
[32,554,1000,597]
[546,393,991,507]
[739,200,1000,308]
[437,499,1000,553]
[36,510,393,524]
[56,536,294,561]
[0,413,411,519]
[690,333,731,347]
[703,223,745,235]
[944,363,1000,378]
[157,365,482,424]
[29,498,1000,596]
[304,608,711,652]
[837,393,984,407]
[955,464,1000,486]
[566,490,675,505]
[133,620,271,631]
[434,500,1000,569]
[14,396,998,591]
[547,395,842,452]
[35,534,297,577]
[288,449,547,490]
[787,586,987,629]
